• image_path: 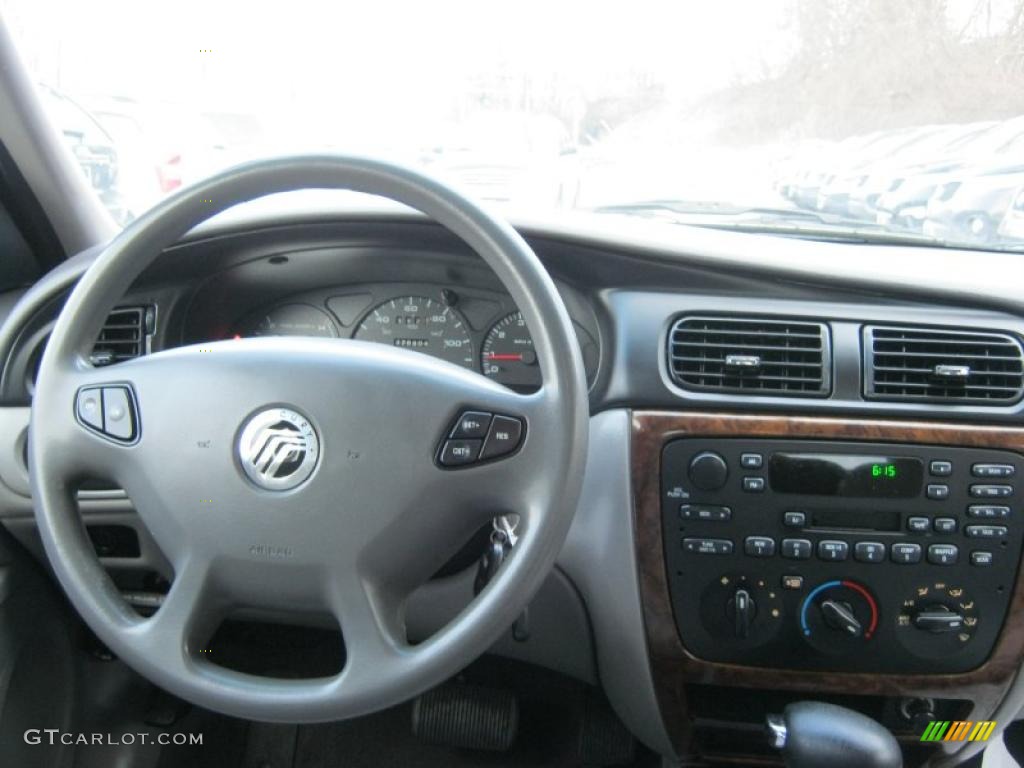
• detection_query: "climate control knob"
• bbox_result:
[689,451,729,490]
[800,580,878,655]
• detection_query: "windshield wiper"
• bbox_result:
[590,200,1024,252]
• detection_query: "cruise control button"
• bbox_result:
[934,517,958,534]
[907,516,930,533]
[480,415,524,460]
[970,484,1013,499]
[745,536,776,557]
[926,484,950,500]
[682,538,733,555]
[927,543,959,565]
[680,504,732,521]
[972,463,1015,479]
[965,524,1008,539]
[100,386,136,440]
[781,539,812,559]
[854,542,886,563]
[971,551,994,566]
[929,460,953,477]
[76,387,104,431]
[450,411,491,439]
[892,543,922,564]
[440,439,481,466]
[967,505,1010,519]
[817,540,849,561]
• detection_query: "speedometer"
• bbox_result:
[354,295,474,369]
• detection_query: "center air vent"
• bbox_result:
[668,316,831,397]
[865,325,1024,404]
[91,306,150,365]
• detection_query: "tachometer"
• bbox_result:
[354,295,474,368]
[238,304,338,337]
[481,311,541,389]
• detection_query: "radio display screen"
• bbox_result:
[769,453,924,498]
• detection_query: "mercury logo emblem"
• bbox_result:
[238,408,319,490]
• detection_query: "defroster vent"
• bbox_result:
[668,316,831,396]
[865,325,1024,404]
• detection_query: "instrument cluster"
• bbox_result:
[228,283,600,392]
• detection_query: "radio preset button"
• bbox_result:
[742,476,765,493]
[745,536,776,557]
[784,511,806,527]
[907,516,930,533]
[972,463,1015,479]
[817,540,849,562]
[965,525,1009,539]
[933,517,958,534]
[971,551,994,566]
[926,484,950,500]
[927,543,959,565]
[682,537,733,555]
[680,504,732,521]
[967,504,1010,519]
[929,460,953,477]
[892,543,923,564]
[970,484,1013,499]
[782,539,812,559]
[854,541,886,563]
[740,453,763,469]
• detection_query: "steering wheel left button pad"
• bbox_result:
[75,385,139,443]
[439,410,524,467]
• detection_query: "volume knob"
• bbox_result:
[689,451,729,491]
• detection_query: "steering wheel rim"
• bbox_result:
[29,155,589,722]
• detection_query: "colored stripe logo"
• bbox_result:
[921,720,996,742]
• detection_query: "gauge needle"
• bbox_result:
[486,353,524,361]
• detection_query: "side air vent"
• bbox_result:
[91,306,150,365]
[668,316,831,396]
[865,325,1024,404]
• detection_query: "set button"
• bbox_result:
[438,410,524,467]
[892,543,923,564]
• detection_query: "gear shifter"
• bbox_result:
[767,702,902,768]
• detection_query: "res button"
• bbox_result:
[480,415,525,460]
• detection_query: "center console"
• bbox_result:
[662,439,1024,674]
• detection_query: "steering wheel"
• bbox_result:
[28,156,589,722]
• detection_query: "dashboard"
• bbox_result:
[5,212,1024,766]
[220,282,600,391]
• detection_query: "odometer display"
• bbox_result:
[354,296,474,369]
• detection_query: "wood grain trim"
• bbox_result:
[631,410,1024,759]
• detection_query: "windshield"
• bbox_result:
[3,0,1024,251]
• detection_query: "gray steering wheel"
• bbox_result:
[29,156,589,722]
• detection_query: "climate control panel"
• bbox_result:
[661,439,1024,673]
